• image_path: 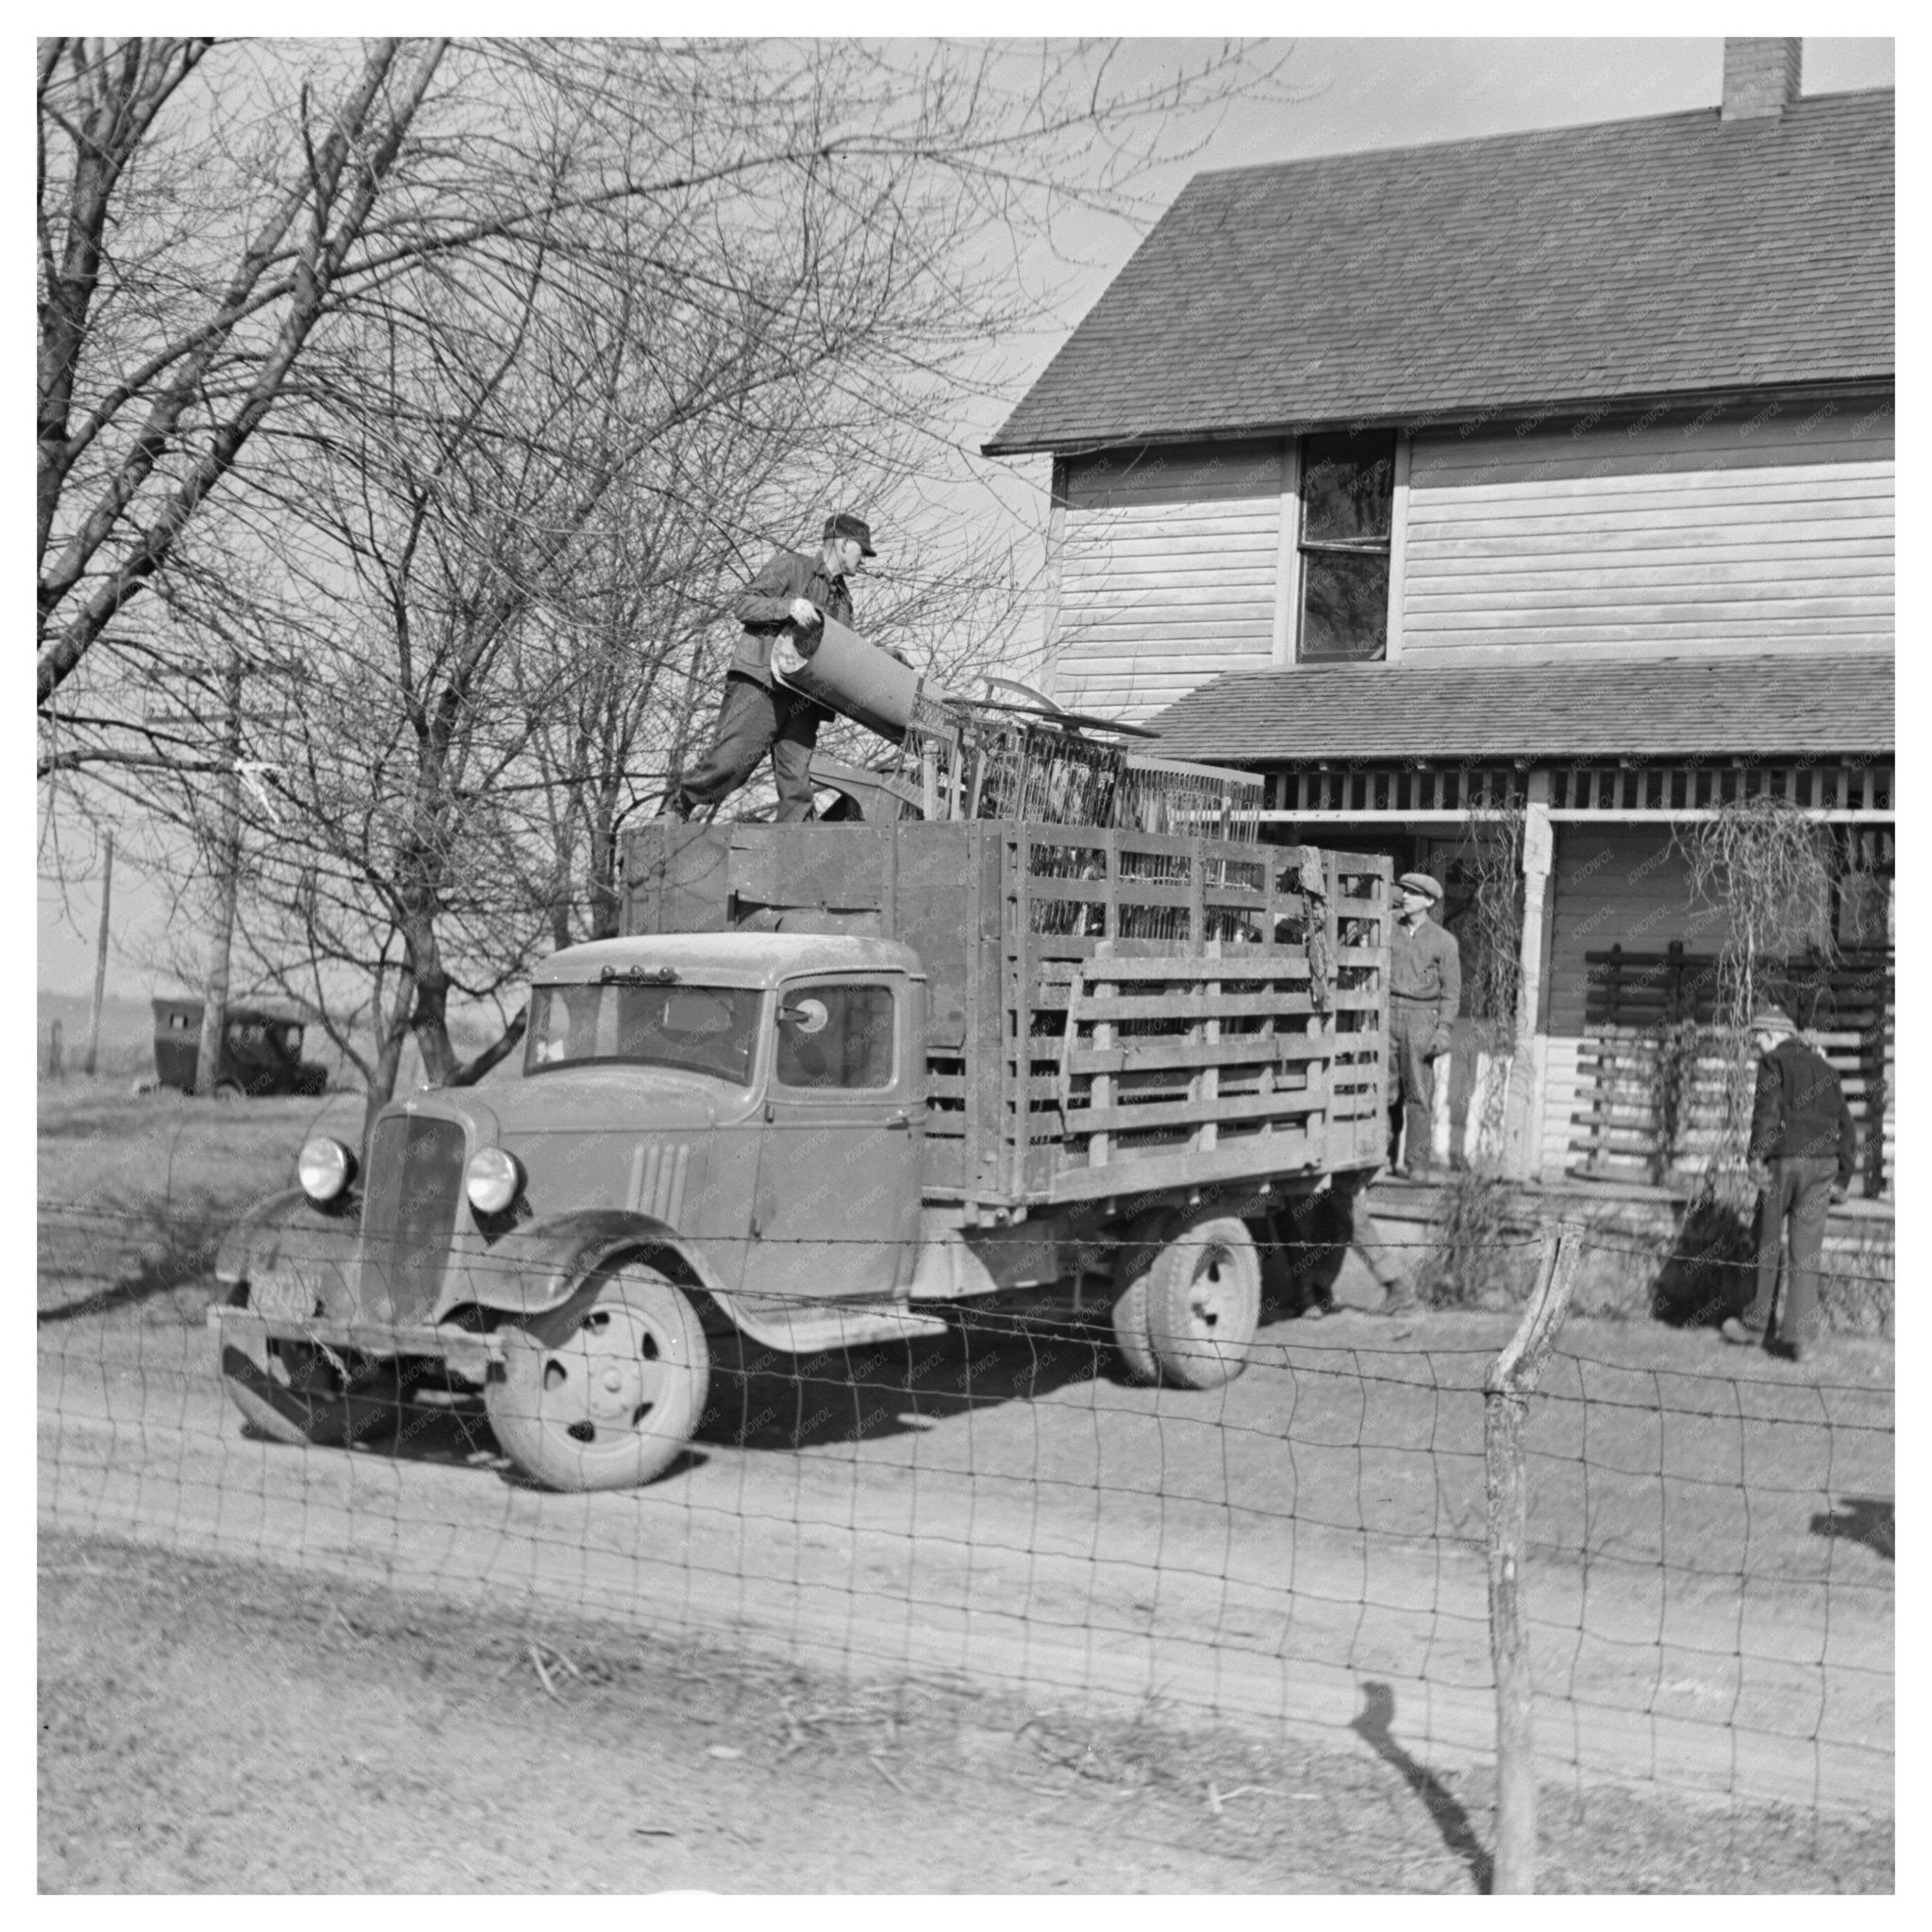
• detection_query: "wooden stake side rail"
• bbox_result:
[622,820,1391,1209]
[1043,1127,1321,1203]
[1008,841,1391,1198]
[1068,1035,1333,1076]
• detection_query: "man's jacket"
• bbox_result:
[1389,917,1461,1050]
[728,547,853,689]
[1750,1035,1857,1185]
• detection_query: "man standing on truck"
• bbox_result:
[1387,871,1460,1177]
[662,512,875,823]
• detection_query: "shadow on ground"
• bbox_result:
[1810,1495,1894,1561]
[1352,1680,1494,1894]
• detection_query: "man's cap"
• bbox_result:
[1749,1005,1796,1035]
[1395,872,1443,904]
[824,511,875,557]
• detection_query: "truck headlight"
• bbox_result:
[297,1136,358,1205]
[465,1146,523,1216]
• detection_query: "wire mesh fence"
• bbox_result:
[37,1193,1893,1873]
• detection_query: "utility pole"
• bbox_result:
[83,830,113,1076]
[194,652,244,1097]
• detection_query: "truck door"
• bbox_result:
[745,977,922,1303]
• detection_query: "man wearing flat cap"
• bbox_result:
[1720,1005,1857,1364]
[665,512,876,823]
[1386,872,1460,1178]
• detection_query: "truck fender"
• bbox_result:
[444,1209,728,1325]
[214,1186,362,1321]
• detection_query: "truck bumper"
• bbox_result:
[208,1305,506,1383]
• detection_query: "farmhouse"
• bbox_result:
[986,39,1893,1250]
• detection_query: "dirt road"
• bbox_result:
[38,1281,1894,1820]
[39,1532,1893,1893]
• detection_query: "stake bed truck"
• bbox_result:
[211,820,1391,1490]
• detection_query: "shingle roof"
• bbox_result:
[1138,654,1893,762]
[986,92,1893,456]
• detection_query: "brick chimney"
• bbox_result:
[1722,38,1802,121]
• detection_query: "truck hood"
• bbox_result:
[483,1067,756,1230]
[484,1064,758,1136]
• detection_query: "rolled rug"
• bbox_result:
[772,614,923,743]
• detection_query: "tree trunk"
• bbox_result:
[442,1008,528,1086]
[404,937,527,1091]
[588,774,623,941]
[361,959,417,1153]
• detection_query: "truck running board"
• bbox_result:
[708,1291,951,1357]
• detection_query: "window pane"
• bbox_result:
[776,983,895,1090]
[1301,431,1395,543]
[1300,551,1391,661]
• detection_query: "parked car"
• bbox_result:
[152,998,328,1099]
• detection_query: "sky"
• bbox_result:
[36,35,1895,1004]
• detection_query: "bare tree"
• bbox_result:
[41,39,1300,1130]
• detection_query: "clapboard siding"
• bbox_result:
[1402,400,1893,662]
[1049,441,1283,721]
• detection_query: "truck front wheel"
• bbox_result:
[1145,1214,1261,1390]
[486,1262,709,1491]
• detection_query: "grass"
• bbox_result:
[37,1083,365,1321]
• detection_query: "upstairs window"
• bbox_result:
[1298,430,1396,662]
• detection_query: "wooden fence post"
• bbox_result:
[1484,1222,1581,1894]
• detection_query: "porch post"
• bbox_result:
[1505,773,1554,1179]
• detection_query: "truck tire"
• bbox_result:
[486,1261,709,1491]
[216,1283,400,1448]
[1108,1215,1166,1385]
[1144,1214,1261,1390]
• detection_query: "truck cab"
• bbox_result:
[213,933,936,1491]
[511,934,928,1304]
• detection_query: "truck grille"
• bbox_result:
[360,1113,466,1322]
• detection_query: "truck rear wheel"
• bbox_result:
[1145,1214,1261,1390]
[1108,1215,1166,1385]
[486,1262,709,1491]
[216,1283,400,1448]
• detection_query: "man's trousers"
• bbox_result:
[1744,1156,1835,1348]
[1386,1001,1440,1171]
[673,674,825,822]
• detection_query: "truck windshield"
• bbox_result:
[525,981,763,1084]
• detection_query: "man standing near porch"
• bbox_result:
[1387,872,1460,1178]
[1721,1006,1857,1363]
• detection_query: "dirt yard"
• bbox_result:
[38,1084,1895,1891]
[38,1533,1892,1893]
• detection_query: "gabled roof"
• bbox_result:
[1138,654,1892,763]
[986,91,1893,456]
